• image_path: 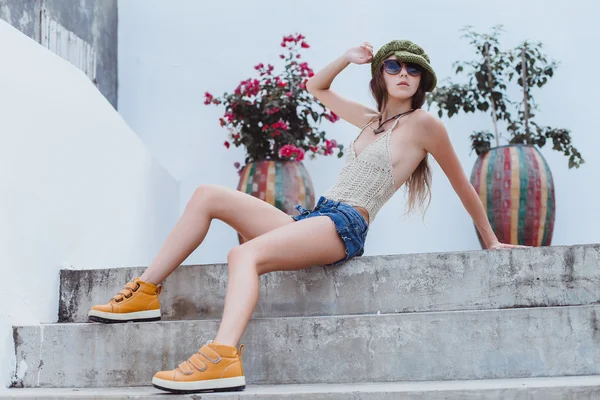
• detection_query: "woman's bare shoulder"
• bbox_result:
[411,109,445,131]
[412,109,438,122]
[410,109,451,152]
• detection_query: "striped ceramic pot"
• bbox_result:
[470,144,555,248]
[236,160,315,241]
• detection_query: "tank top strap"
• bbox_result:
[359,115,380,133]
[370,114,401,135]
[381,117,401,160]
[389,116,401,131]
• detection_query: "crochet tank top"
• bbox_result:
[323,117,400,222]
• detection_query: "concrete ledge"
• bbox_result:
[59,244,600,322]
[4,375,600,399]
[14,304,600,388]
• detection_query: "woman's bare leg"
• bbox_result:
[214,215,347,346]
[139,184,294,285]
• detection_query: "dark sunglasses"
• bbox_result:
[382,59,423,76]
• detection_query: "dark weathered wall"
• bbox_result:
[0,0,118,109]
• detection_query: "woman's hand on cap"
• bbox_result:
[344,42,374,65]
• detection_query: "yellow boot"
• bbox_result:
[88,277,161,323]
[152,340,246,393]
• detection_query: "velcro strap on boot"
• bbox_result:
[177,361,194,375]
[189,353,208,371]
[199,345,222,363]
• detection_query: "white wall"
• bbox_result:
[118,0,600,266]
[0,21,179,387]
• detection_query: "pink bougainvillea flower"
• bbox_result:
[279,144,305,161]
[224,111,236,123]
[266,107,280,115]
[323,112,340,123]
[271,120,290,131]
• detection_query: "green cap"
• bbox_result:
[371,39,437,92]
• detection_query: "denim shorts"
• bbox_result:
[290,196,369,267]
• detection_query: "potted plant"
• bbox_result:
[204,33,343,219]
[427,25,584,247]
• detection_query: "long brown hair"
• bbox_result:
[369,65,432,218]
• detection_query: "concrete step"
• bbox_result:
[3,376,600,399]
[13,304,600,388]
[59,244,600,323]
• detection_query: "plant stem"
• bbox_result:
[484,43,500,148]
[521,46,530,137]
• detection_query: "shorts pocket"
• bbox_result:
[339,207,367,235]
[336,208,356,227]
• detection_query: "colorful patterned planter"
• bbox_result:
[470,144,555,248]
[236,160,315,242]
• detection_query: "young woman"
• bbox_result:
[87,39,525,394]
